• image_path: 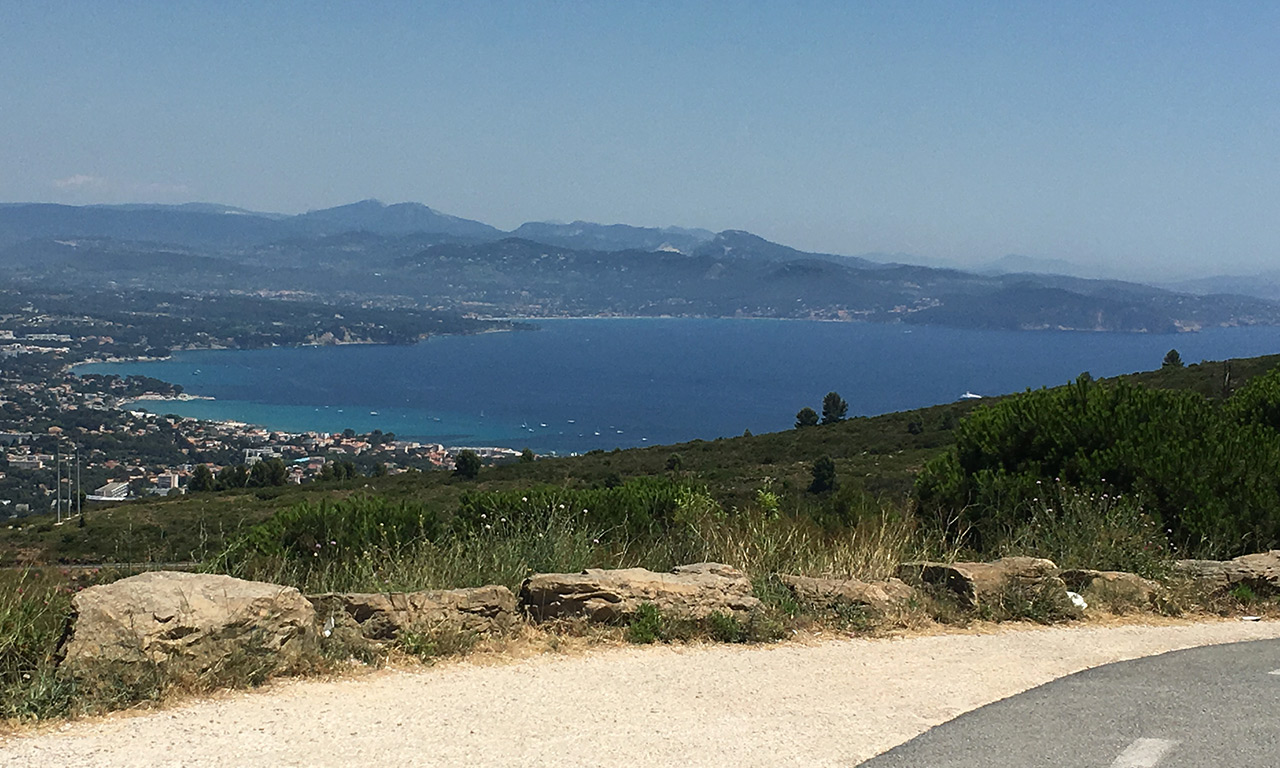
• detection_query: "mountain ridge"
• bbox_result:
[1,199,1277,334]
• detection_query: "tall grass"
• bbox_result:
[220,481,944,594]
[0,570,75,722]
[995,481,1174,578]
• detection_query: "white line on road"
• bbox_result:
[1110,738,1177,768]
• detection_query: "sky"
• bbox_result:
[2,2,1277,278]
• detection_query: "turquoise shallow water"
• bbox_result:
[75,318,1280,454]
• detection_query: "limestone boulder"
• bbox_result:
[897,557,1066,609]
[1061,569,1163,611]
[308,585,516,641]
[520,562,760,623]
[60,571,316,674]
[1174,551,1280,596]
[777,574,915,615]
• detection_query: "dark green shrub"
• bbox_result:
[808,456,837,494]
[915,373,1280,557]
[627,603,664,644]
[228,496,442,563]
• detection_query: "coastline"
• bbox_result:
[64,320,1280,459]
[63,326,541,455]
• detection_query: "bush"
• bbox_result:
[915,373,1280,557]
[226,496,442,565]
[626,603,664,644]
[808,456,837,494]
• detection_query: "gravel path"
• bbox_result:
[4,620,1279,767]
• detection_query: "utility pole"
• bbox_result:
[55,442,61,524]
[76,444,81,518]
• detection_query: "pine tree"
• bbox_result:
[821,391,849,424]
[795,407,819,428]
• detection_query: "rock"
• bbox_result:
[60,571,316,675]
[520,562,761,623]
[1061,569,1163,611]
[897,557,1065,609]
[1174,551,1280,596]
[308,585,516,641]
[777,574,915,615]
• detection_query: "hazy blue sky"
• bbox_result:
[2,2,1277,276]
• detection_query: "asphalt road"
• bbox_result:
[858,638,1280,767]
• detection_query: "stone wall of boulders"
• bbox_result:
[57,552,1280,679]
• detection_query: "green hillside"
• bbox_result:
[5,350,1278,570]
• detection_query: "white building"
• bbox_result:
[88,482,130,501]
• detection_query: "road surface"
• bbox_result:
[3,620,1278,767]
[859,637,1280,767]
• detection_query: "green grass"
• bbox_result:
[0,570,75,721]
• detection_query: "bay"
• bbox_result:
[74,318,1280,455]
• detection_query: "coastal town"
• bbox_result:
[0,288,521,518]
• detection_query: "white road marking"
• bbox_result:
[1110,738,1177,767]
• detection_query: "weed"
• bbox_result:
[626,603,664,644]
[1230,583,1258,605]
[751,574,800,618]
[740,609,788,643]
[997,483,1174,579]
[0,570,76,723]
[397,622,479,663]
[829,603,877,633]
[705,612,744,643]
[980,581,1081,625]
[912,584,972,627]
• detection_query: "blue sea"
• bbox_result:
[74,319,1280,454]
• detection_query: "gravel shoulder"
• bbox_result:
[3,619,1279,768]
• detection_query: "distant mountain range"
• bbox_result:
[0,200,711,253]
[1,199,1277,333]
[1161,272,1280,303]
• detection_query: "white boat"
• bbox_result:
[960,391,983,399]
